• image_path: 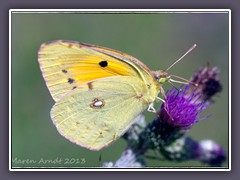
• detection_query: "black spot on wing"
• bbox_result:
[62,69,67,73]
[87,82,93,90]
[99,61,108,67]
[68,78,75,84]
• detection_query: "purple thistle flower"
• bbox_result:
[137,86,210,150]
[159,86,209,130]
[196,140,226,166]
[160,136,226,166]
[191,64,222,100]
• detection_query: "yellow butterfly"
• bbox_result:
[38,40,196,151]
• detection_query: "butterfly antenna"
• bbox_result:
[165,44,197,72]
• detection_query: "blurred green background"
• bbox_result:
[11,11,229,168]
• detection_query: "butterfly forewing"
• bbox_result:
[38,40,143,101]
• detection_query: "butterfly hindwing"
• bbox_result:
[51,76,150,150]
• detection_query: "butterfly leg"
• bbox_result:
[147,103,157,114]
[159,87,174,121]
[156,96,165,103]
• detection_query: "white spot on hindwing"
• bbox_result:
[90,98,105,109]
[94,101,103,106]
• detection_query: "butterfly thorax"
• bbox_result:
[138,78,160,105]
